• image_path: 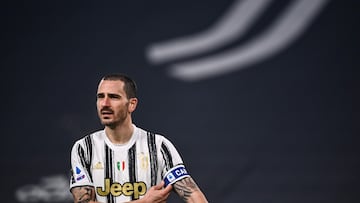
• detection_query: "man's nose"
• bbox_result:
[101,97,111,106]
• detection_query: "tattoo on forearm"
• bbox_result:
[173,177,199,201]
[71,186,94,203]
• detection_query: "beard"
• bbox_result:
[101,119,120,128]
[98,106,129,128]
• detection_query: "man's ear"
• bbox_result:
[129,98,138,112]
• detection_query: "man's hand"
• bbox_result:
[130,181,172,203]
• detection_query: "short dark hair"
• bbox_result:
[101,73,137,99]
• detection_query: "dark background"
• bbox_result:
[1,0,359,202]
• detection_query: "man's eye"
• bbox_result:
[109,94,121,99]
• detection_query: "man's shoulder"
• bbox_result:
[135,125,167,142]
[73,129,105,145]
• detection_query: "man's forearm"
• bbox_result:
[173,177,208,203]
[71,186,97,203]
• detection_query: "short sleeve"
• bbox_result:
[69,140,94,189]
[158,136,186,178]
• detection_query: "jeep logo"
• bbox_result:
[96,179,147,199]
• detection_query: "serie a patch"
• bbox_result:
[163,165,190,186]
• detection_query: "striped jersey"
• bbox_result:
[69,124,185,202]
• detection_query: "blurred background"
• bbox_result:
[1,0,359,202]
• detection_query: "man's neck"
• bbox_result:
[105,123,134,145]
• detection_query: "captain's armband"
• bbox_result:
[163,165,190,187]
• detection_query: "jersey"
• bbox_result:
[69,124,185,202]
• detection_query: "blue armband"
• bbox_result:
[163,165,190,187]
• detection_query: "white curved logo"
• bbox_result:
[146,0,329,81]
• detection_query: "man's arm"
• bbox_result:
[70,186,99,203]
[173,177,208,203]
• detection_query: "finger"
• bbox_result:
[162,183,173,193]
[153,181,165,190]
[158,180,165,188]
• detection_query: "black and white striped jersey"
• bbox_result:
[70,124,185,202]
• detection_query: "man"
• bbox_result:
[69,73,208,203]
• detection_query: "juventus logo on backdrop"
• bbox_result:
[146,0,329,81]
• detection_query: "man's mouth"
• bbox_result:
[101,109,113,115]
